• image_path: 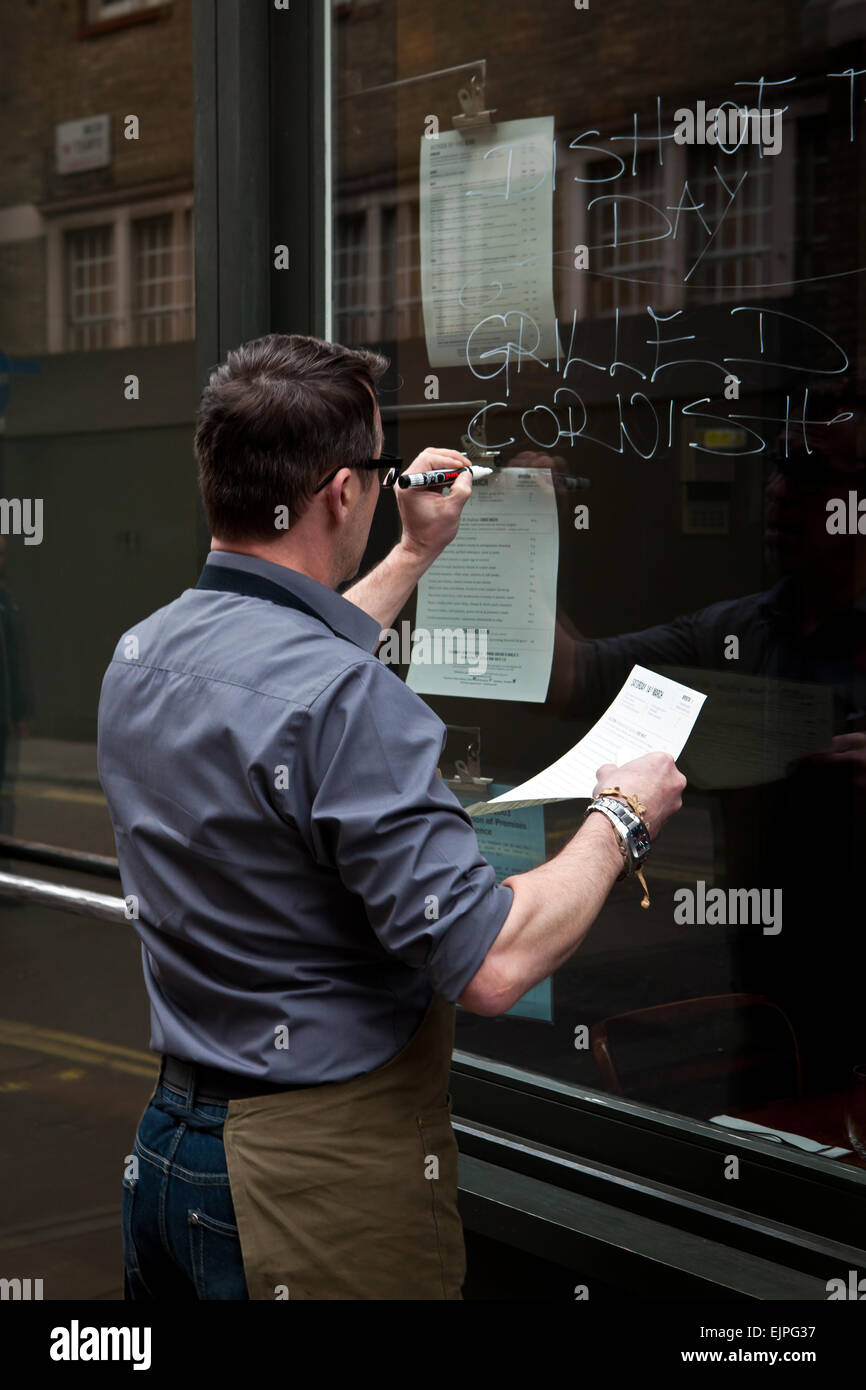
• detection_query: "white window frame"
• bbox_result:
[63,221,117,351]
[86,0,165,22]
[682,124,796,303]
[560,134,686,319]
[130,205,194,346]
[559,112,797,317]
[334,184,420,343]
[46,192,193,353]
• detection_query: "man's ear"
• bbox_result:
[323,467,354,520]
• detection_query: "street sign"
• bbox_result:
[55,115,111,175]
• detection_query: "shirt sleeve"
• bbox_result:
[579,611,705,717]
[287,655,514,1002]
[577,593,761,717]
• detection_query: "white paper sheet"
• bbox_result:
[466,664,707,817]
[420,116,558,368]
[406,468,558,703]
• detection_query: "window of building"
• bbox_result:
[65,223,116,351]
[561,123,794,316]
[330,111,796,354]
[131,208,194,346]
[685,145,776,299]
[797,120,829,283]
[585,148,671,316]
[334,190,421,345]
[49,195,193,352]
[560,133,685,318]
[327,10,864,1225]
[334,209,368,344]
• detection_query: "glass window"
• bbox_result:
[685,144,776,299]
[56,201,194,353]
[65,224,116,350]
[0,0,196,1297]
[131,208,194,345]
[331,0,866,1182]
[335,193,421,345]
[335,206,375,343]
[585,147,670,315]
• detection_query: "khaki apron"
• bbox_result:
[222,991,466,1300]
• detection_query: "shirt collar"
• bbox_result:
[203,551,382,653]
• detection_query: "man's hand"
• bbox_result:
[343,448,475,629]
[800,732,866,790]
[394,448,475,566]
[593,751,687,840]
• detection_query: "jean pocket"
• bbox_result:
[187,1207,249,1300]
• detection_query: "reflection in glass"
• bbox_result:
[332,0,866,1172]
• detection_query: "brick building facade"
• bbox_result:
[1,0,193,358]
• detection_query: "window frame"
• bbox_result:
[79,0,170,39]
[334,184,421,344]
[45,192,194,353]
[561,134,686,319]
[84,0,165,23]
[561,111,797,317]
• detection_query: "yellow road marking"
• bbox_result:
[12,784,106,805]
[0,1021,157,1079]
[0,1023,154,1064]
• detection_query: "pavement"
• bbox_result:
[0,738,153,1300]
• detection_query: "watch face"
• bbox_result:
[630,825,651,857]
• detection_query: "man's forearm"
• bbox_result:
[343,539,431,630]
[466,813,624,1015]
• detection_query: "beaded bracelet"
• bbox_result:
[597,785,652,908]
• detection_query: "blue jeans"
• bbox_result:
[122,1079,249,1300]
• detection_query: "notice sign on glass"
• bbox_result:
[406,468,559,704]
[419,116,558,368]
[453,782,552,1023]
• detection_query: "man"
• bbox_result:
[97,333,685,1301]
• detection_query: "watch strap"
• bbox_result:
[584,797,652,909]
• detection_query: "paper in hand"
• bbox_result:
[465,665,707,817]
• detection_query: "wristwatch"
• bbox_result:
[583,795,652,907]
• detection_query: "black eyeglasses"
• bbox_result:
[313,454,403,494]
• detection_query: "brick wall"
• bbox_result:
[3,0,193,207]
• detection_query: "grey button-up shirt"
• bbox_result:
[97,550,513,1084]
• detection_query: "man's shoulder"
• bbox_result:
[312,643,439,719]
[101,587,427,718]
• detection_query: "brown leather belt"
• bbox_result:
[159,1053,312,1104]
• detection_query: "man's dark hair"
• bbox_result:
[195,333,390,542]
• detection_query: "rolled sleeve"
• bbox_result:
[289,657,513,1001]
